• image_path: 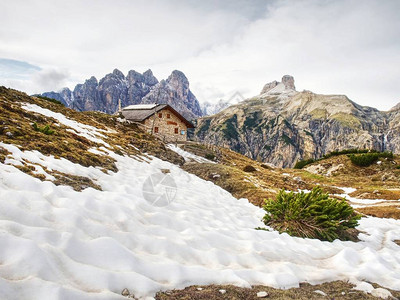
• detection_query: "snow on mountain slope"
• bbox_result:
[0,102,400,299]
[166,144,215,163]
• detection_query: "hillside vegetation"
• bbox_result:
[181,142,400,219]
[0,87,183,190]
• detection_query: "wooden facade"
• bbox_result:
[121,104,194,142]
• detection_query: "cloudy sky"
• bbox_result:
[1,0,399,110]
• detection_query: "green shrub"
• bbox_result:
[323,148,371,159]
[205,153,215,160]
[294,158,315,169]
[348,153,379,166]
[280,133,294,146]
[243,165,257,172]
[36,95,64,106]
[222,115,238,140]
[294,149,392,169]
[348,151,393,167]
[32,122,55,135]
[379,151,394,159]
[262,187,361,241]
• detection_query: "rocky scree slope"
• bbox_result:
[40,69,202,120]
[193,75,400,168]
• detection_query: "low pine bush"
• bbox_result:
[32,123,55,135]
[323,148,372,159]
[243,165,257,172]
[262,187,360,241]
[294,149,393,169]
[294,158,315,169]
[348,151,393,167]
[205,153,215,160]
[36,95,64,106]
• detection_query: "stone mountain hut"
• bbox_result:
[120,104,194,142]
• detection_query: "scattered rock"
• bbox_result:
[381,173,396,181]
[293,176,303,183]
[371,288,393,299]
[160,168,170,174]
[243,165,257,172]
[260,163,272,169]
[377,161,382,165]
[121,288,130,296]
[257,291,269,298]
[326,164,344,176]
[219,289,226,294]
[313,289,327,296]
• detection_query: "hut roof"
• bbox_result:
[121,104,194,128]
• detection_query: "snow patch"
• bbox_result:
[167,144,215,163]
[0,143,399,299]
[21,103,111,147]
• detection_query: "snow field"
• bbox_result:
[0,143,400,299]
[0,103,399,299]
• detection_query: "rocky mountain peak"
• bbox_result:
[39,68,201,118]
[260,80,279,94]
[141,70,202,120]
[194,77,400,168]
[112,68,125,79]
[87,76,98,85]
[168,70,189,88]
[126,70,144,84]
[143,69,158,86]
[282,75,295,90]
[260,75,296,95]
[389,102,400,111]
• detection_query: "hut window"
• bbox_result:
[154,127,159,133]
[158,113,162,118]
[174,128,178,134]
[167,113,171,119]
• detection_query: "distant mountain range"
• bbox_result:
[40,69,203,120]
[41,70,400,168]
[201,91,246,116]
[193,75,400,167]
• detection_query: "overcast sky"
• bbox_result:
[1,0,399,110]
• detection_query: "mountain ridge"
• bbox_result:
[193,75,400,167]
[40,69,202,120]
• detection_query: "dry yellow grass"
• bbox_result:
[155,281,400,300]
[0,86,183,190]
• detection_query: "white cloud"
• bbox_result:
[0,0,399,109]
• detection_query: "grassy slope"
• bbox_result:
[181,143,400,219]
[0,87,183,190]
